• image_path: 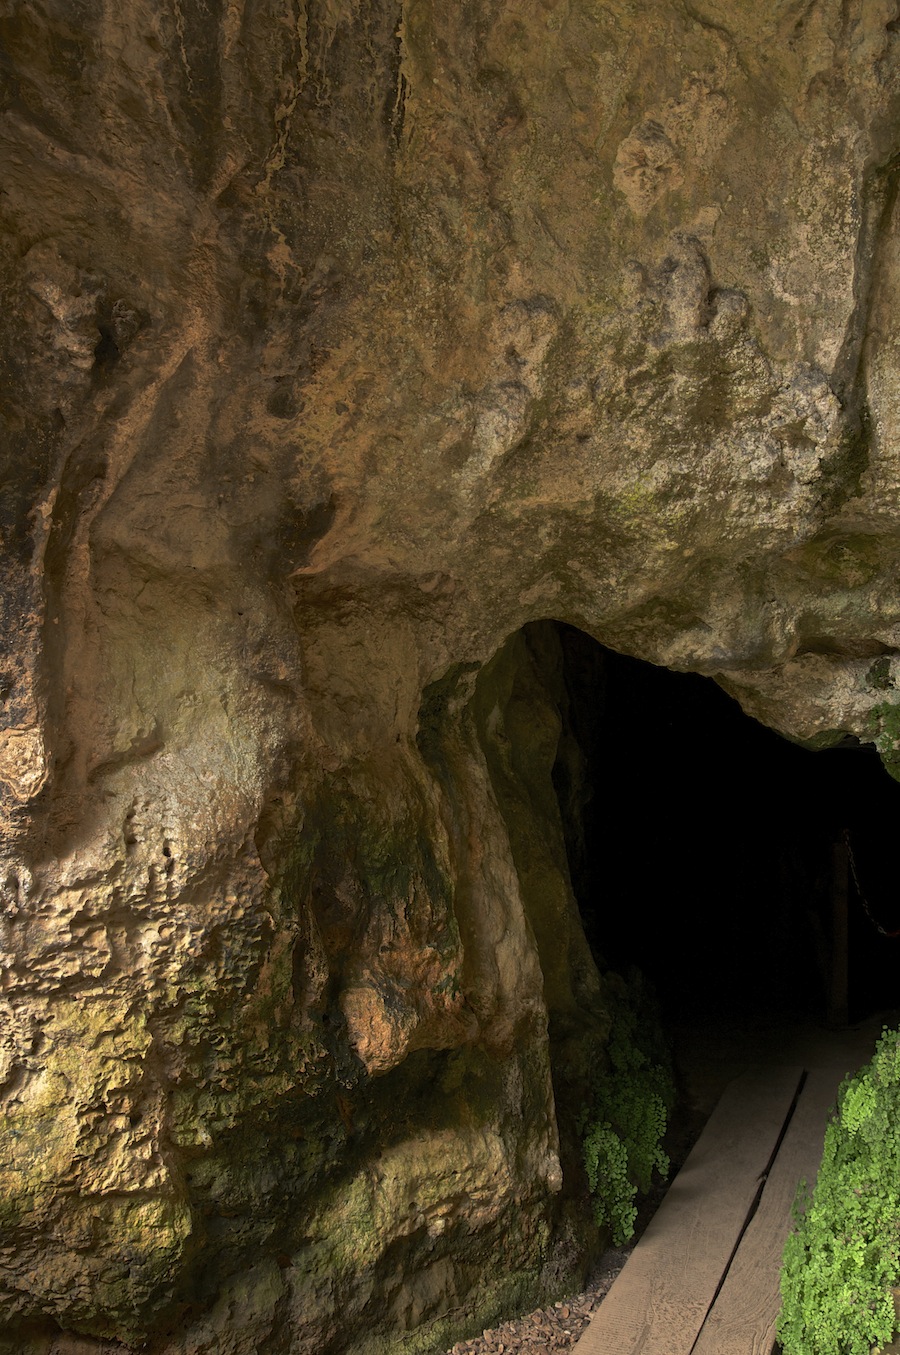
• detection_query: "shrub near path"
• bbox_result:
[779,1027,900,1355]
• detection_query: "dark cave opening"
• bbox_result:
[545,621,900,1029]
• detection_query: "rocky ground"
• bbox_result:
[444,1249,631,1355]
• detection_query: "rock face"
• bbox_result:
[2,2,900,1351]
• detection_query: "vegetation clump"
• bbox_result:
[578,977,675,1246]
[867,701,900,783]
[779,1025,900,1355]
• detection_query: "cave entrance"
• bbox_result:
[539,620,900,1032]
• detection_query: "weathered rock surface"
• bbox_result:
[2,1,900,1351]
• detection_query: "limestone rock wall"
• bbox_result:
[2,1,900,1351]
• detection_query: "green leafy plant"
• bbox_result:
[778,1025,900,1355]
[583,1121,638,1245]
[579,976,674,1246]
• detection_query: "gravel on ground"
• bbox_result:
[441,1248,631,1355]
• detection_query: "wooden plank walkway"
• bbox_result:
[573,1063,845,1355]
[691,1066,842,1355]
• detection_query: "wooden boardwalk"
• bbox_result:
[573,1062,849,1355]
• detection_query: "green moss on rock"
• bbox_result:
[867,701,900,782]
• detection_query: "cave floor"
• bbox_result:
[442,1007,897,1355]
[669,1003,898,1123]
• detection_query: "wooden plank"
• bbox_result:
[691,1065,843,1355]
[572,1065,803,1355]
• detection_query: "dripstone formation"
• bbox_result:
[1,3,900,1351]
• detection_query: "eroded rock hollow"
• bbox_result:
[3,2,900,1351]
